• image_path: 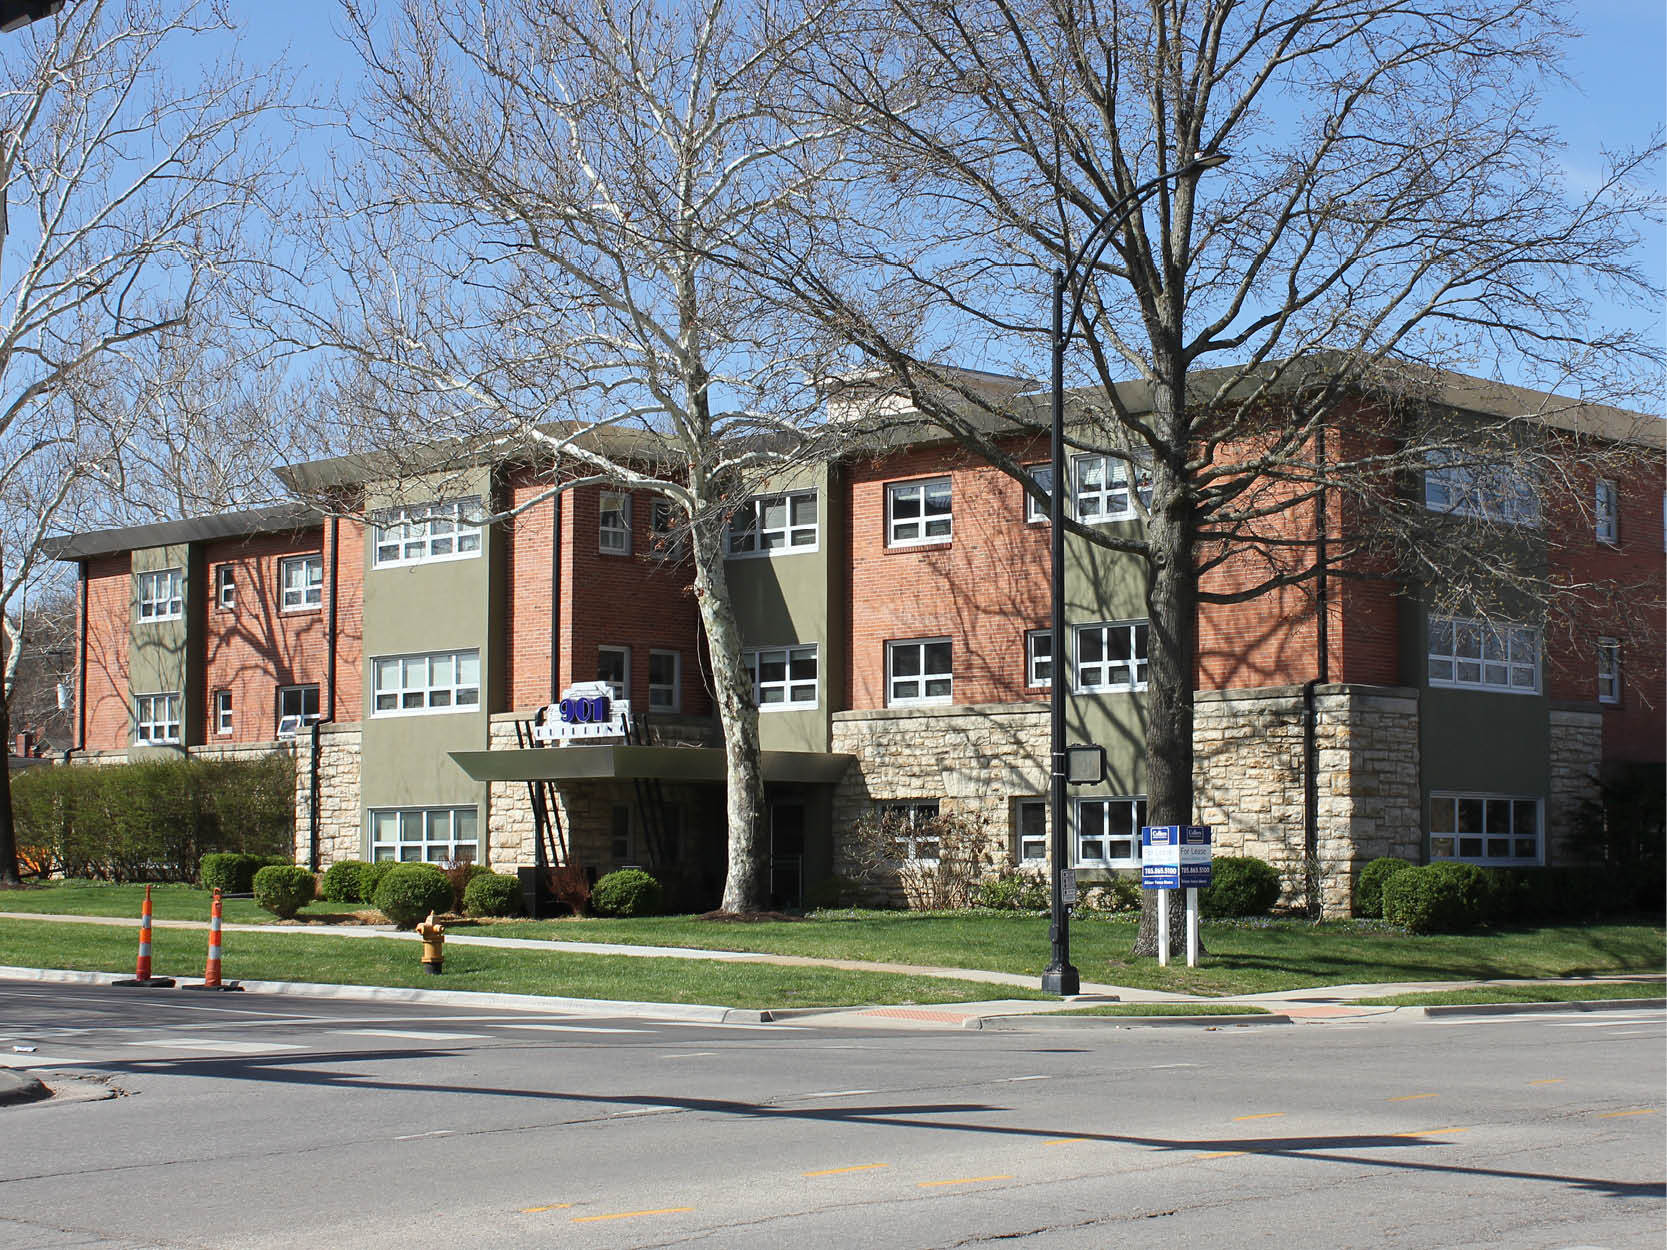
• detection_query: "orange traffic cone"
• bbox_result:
[114,884,175,988]
[183,888,242,992]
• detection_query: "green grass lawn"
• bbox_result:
[0,917,1048,1009]
[0,880,361,925]
[1358,981,1665,1007]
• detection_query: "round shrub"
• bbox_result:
[1199,856,1282,918]
[463,871,524,918]
[372,864,455,929]
[1354,856,1414,919]
[361,859,401,902]
[252,865,317,919]
[1381,864,1481,934]
[1426,861,1496,925]
[320,859,371,904]
[974,871,1050,911]
[590,868,664,918]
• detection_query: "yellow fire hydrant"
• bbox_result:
[416,911,445,975]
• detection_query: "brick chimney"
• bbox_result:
[14,731,36,758]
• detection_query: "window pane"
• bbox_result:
[924,641,951,673]
[1512,800,1538,834]
[1457,798,1484,834]
[892,646,920,677]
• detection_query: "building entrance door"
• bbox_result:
[769,802,806,910]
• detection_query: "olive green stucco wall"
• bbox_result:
[358,471,494,849]
[127,543,197,753]
[1062,523,1149,802]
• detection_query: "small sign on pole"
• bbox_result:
[1060,868,1078,905]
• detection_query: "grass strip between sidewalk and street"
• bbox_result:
[1355,981,1666,1007]
[0,917,1052,1010]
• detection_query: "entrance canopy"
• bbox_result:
[450,744,853,786]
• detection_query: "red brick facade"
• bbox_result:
[81,554,131,748]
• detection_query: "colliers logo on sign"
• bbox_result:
[532,682,631,743]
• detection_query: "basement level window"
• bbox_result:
[369,807,478,863]
[1428,794,1540,865]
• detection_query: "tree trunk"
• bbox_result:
[0,693,20,887]
[689,528,768,913]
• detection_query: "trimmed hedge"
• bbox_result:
[1354,857,1414,919]
[1382,864,1477,934]
[1199,856,1282,918]
[373,864,454,929]
[462,872,524,918]
[320,859,372,904]
[361,860,401,902]
[590,868,664,918]
[253,865,317,919]
[974,872,1050,912]
[10,755,295,882]
[200,852,290,894]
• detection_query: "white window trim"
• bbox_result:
[1072,453,1152,524]
[1074,795,1147,868]
[133,691,182,744]
[1428,792,1543,866]
[648,649,682,713]
[1025,628,1053,689]
[597,645,630,703]
[599,492,632,556]
[1075,620,1149,693]
[372,498,484,568]
[367,805,480,864]
[279,554,324,612]
[213,690,234,736]
[725,490,820,557]
[885,478,953,547]
[1015,797,1048,864]
[214,565,236,611]
[1423,453,1540,527]
[1595,479,1619,545]
[277,684,322,732]
[1427,614,1540,695]
[370,650,482,717]
[743,643,819,711]
[1024,464,1052,524]
[886,637,953,706]
[136,568,184,622]
[1597,638,1621,705]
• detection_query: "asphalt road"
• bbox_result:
[2,980,1662,1250]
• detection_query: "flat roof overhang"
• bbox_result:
[449,745,854,786]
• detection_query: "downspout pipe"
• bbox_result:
[1303,425,1330,918]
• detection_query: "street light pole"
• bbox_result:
[1041,151,1229,998]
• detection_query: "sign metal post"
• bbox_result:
[1186,888,1200,968]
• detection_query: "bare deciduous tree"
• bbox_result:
[0,0,287,885]
[763,0,1662,951]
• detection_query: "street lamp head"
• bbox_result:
[1188,149,1231,171]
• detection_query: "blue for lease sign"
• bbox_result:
[1140,825,1213,889]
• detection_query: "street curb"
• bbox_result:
[0,1068,51,1106]
[1412,997,1667,1018]
[0,965,769,1024]
[969,1012,1290,1030]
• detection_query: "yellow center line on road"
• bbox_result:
[1043,1138,1089,1145]
[1392,1127,1467,1138]
[1527,1079,1564,1086]
[1195,1150,1249,1160]
[918,1175,1014,1188]
[1232,1113,1285,1121]
[1387,1092,1438,1101]
[519,1204,572,1214]
[571,1207,694,1223]
[803,1164,889,1177]
[1597,1109,1658,1119]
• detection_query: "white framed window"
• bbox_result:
[1025,629,1053,688]
[371,650,480,715]
[1073,454,1151,522]
[727,491,819,555]
[597,646,629,702]
[373,498,483,567]
[1076,621,1149,692]
[887,638,952,705]
[1427,615,1539,694]
[878,800,941,862]
[369,806,479,864]
[649,649,681,712]
[1423,452,1540,526]
[1595,480,1619,544]
[213,690,233,735]
[886,478,952,546]
[599,492,631,555]
[1015,798,1048,863]
[1597,638,1621,705]
[744,644,818,710]
[136,568,183,621]
[214,565,236,611]
[1024,464,1052,523]
[1075,796,1147,867]
[1428,793,1541,865]
[133,692,182,744]
[276,684,321,735]
[280,554,323,611]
